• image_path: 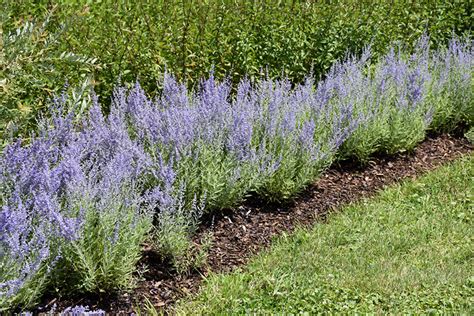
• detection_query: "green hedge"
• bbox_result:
[1,0,472,141]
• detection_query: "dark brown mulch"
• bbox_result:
[37,134,472,314]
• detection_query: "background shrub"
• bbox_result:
[0,12,98,145]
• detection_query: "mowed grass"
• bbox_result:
[176,155,474,314]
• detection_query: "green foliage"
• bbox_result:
[0,256,51,311]
[1,0,471,140]
[427,54,474,132]
[466,127,474,143]
[257,134,332,202]
[340,116,387,163]
[383,107,428,155]
[133,297,163,316]
[176,156,474,314]
[175,145,260,211]
[152,191,212,274]
[51,186,153,295]
[0,10,98,145]
[153,208,198,275]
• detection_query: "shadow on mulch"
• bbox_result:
[36,134,472,314]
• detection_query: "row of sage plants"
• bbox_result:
[1,35,472,311]
[2,0,472,142]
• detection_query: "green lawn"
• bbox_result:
[176,155,474,314]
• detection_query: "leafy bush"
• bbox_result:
[1,0,471,139]
[0,13,98,144]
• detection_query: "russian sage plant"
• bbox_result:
[0,137,80,310]
[44,102,153,294]
[339,35,473,162]
[0,100,153,308]
[117,74,355,205]
[428,36,474,131]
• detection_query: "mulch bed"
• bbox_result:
[37,134,472,314]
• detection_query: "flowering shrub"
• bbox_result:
[0,35,472,311]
